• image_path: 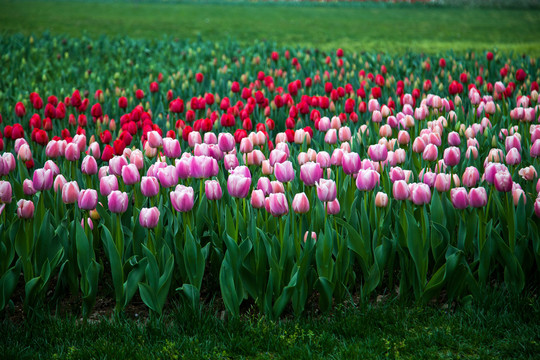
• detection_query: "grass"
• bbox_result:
[1,1,540,55]
[1,290,539,359]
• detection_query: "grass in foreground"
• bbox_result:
[1,0,540,55]
[1,290,539,359]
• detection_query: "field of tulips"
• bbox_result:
[0,34,539,319]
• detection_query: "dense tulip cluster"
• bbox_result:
[0,34,539,318]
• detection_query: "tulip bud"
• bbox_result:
[139,207,160,228]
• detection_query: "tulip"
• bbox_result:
[190,156,217,179]
[494,171,513,192]
[130,150,144,170]
[239,138,253,153]
[443,147,460,167]
[339,127,352,142]
[316,179,337,202]
[205,180,222,200]
[78,189,98,210]
[462,167,480,187]
[410,183,431,205]
[292,192,310,213]
[100,175,119,197]
[412,137,426,153]
[162,138,181,158]
[218,133,235,153]
[450,187,469,209]
[389,167,405,183]
[188,131,202,147]
[227,173,251,198]
[269,149,287,166]
[204,132,218,144]
[484,163,508,184]
[18,144,32,162]
[147,131,163,148]
[447,131,461,146]
[122,163,140,185]
[139,207,160,228]
[469,187,488,208]
[324,129,337,144]
[250,189,265,208]
[356,169,380,191]
[375,192,389,207]
[393,180,410,200]
[420,170,437,187]
[316,152,331,168]
[62,181,80,204]
[304,231,317,242]
[224,154,239,171]
[325,198,340,215]
[53,175,67,193]
[108,190,129,213]
[300,162,323,186]
[505,148,521,165]
[109,156,128,176]
[266,193,288,217]
[33,168,54,191]
[368,144,388,162]
[518,166,537,181]
[342,152,361,175]
[157,165,178,188]
[81,155,98,175]
[422,144,438,162]
[534,198,540,218]
[17,199,34,219]
[434,173,451,192]
[65,142,80,161]
[23,179,36,196]
[274,161,295,183]
[0,181,12,203]
[140,176,160,197]
[170,186,195,212]
[512,188,526,206]
[531,139,540,157]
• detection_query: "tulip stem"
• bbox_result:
[236,198,240,242]
[199,179,204,207]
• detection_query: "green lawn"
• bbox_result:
[1,291,539,359]
[1,1,540,55]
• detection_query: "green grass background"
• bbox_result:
[1,0,540,55]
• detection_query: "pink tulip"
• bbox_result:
[204,132,218,145]
[109,156,128,177]
[62,181,80,204]
[157,165,179,188]
[130,150,144,170]
[505,148,521,165]
[269,149,287,167]
[505,135,521,153]
[250,189,265,208]
[410,183,431,205]
[100,175,119,197]
[494,171,513,192]
[447,131,461,146]
[227,173,251,198]
[190,156,217,179]
[434,173,451,192]
[375,192,389,207]
[163,138,181,158]
[338,127,351,142]
[65,142,80,161]
[224,154,239,171]
[108,190,129,213]
[297,152,309,166]
[188,131,202,148]
[0,181,12,204]
[342,152,361,175]
[389,167,405,183]
[412,137,426,153]
[18,144,32,162]
[81,155,98,175]
[443,147,460,167]
[266,193,289,217]
[218,133,235,153]
[231,165,251,178]
[484,163,508,184]
[46,140,61,158]
[78,189,98,210]
[512,188,526,206]
[300,162,323,186]
[466,146,479,160]
[292,192,310,213]
[419,170,436,187]
[139,207,160,228]
[33,168,53,191]
[122,163,140,185]
[316,151,331,168]
[462,167,480,187]
[44,160,60,177]
[316,179,337,202]
[393,180,410,200]
[397,131,410,145]
[318,117,331,132]
[469,187,488,208]
[257,177,272,196]
[53,175,67,192]
[270,181,284,194]
[368,144,388,162]
[324,129,337,144]
[356,169,380,191]
[239,138,253,153]
[88,142,101,159]
[304,231,317,242]
[147,131,163,148]
[531,139,540,158]
[205,180,222,200]
[17,199,34,219]
[422,144,438,162]
[450,187,469,209]
[274,161,295,183]
[140,176,160,197]
[534,198,540,218]
[518,166,537,181]
[170,186,194,212]
[23,179,36,196]
[325,198,340,215]
[330,149,343,166]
